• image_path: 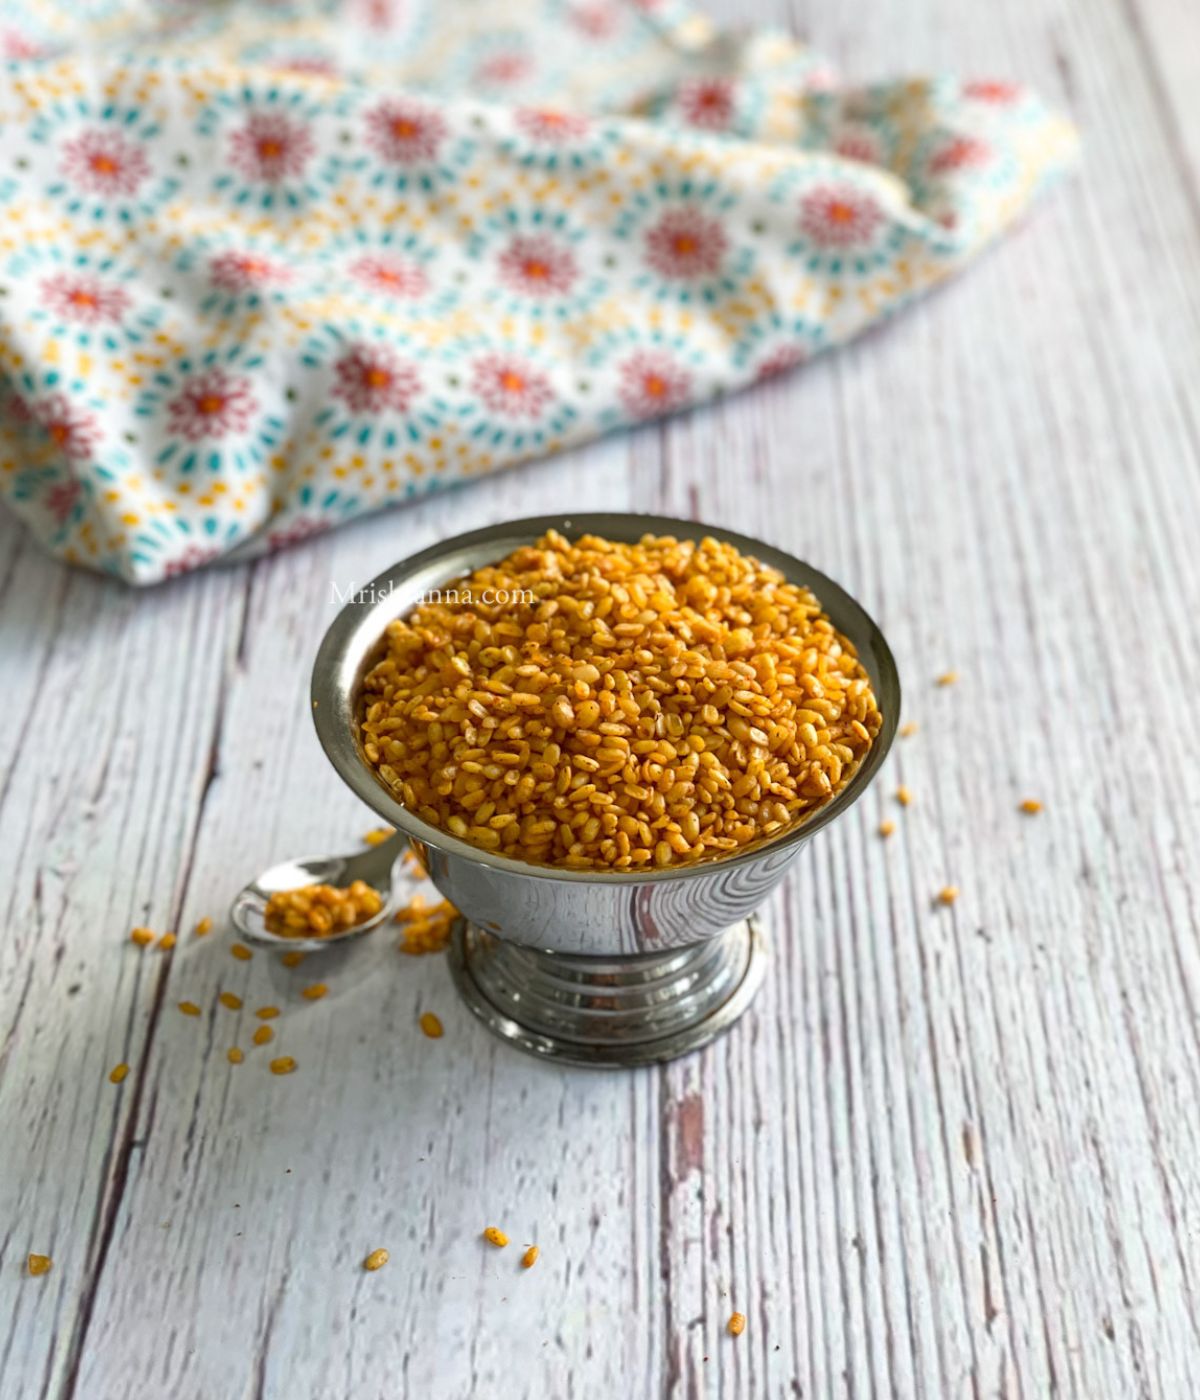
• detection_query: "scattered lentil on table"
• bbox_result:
[230,943,253,961]
[27,1254,51,1277]
[419,1011,444,1039]
[396,896,457,955]
[227,1047,244,1065]
[130,927,154,947]
[253,1025,274,1046]
[194,916,213,937]
[108,1063,129,1084]
[358,531,882,872]
[728,1312,747,1337]
[896,786,913,807]
[363,1248,390,1272]
[301,983,328,1000]
[269,1057,297,1075]
[362,827,395,847]
[482,1227,509,1248]
[157,932,176,950]
[218,992,242,1011]
[178,1001,201,1017]
[939,887,959,905]
[1020,799,1043,814]
[521,1245,540,1269]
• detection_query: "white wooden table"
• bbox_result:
[4,0,1200,1395]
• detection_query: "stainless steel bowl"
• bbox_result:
[311,513,900,1065]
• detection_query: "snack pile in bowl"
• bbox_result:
[358,531,882,872]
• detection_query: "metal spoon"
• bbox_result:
[229,831,409,953]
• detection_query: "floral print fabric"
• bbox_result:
[0,0,1077,583]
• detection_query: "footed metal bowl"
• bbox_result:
[311,513,900,1066]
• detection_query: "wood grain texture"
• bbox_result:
[3,0,1200,1395]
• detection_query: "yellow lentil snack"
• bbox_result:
[878,820,895,838]
[363,1248,389,1271]
[157,932,176,950]
[255,1006,280,1020]
[27,1254,52,1277]
[108,1063,129,1084]
[728,1312,746,1337]
[218,992,243,1011]
[521,1245,539,1269]
[1020,799,1043,814]
[227,1047,244,1065]
[269,1056,297,1075]
[194,916,213,937]
[263,880,384,937]
[896,786,912,807]
[482,1227,508,1248]
[130,927,154,947]
[938,886,959,905]
[253,1025,274,1046]
[360,531,882,871]
[230,943,253,961]
[178,1001,201,1017]
[395,896,457,955]
[362,827,395,846]
[301,983,328,1001]
[419,1011,444,1039]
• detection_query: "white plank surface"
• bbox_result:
[3,0,1200,1396]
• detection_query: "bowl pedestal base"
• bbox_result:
[446,916,768,1067]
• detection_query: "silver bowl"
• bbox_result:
[311,513,900,1066]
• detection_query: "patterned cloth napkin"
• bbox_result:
[0,0,1076,584]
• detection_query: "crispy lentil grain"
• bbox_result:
[109,1063,129,1084]
[301,983,328,1001]
[896,786,912,807]
[358,531,882,871]
[878,820,895,838]
[230,943,253,961]
[27,1254,51,1277]
[194,916,213,937]
[178,1001,201,1017]
[936,671,958,686]
[218,992,243,1011]
[227,1047,244,1065]
[419,1011,444,1039]
[130,927,154,947]
[521,1245,539,1269]
[482,1227,508,1248]
[263,880,383,937]
[728,1312,746,1337]
[253,1025,274,1046]
[900,722,918,738]
[158,932,177,950]
[255,1006,280,1020]
[1020,799,1043,815]
[939,887,959,905]
[280,950,306,968]
[396,896,457,955]
[363,827,395,847]
[363,1248,389,1271]
[269,1056,297,1075]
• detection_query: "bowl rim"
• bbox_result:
[311,511,901,884]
